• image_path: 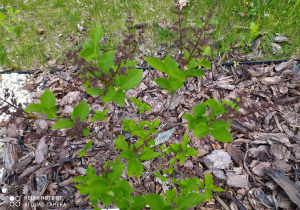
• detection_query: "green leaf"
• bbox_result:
[144,57,167,73]
[210,127,233,142]
[160,176,168,182]
[179,154,186,165]
[78,47,95,61]
[40,88,56,110]
[24,104,46,113]
[75,184,89,194]
[250,22,259,34]
[166,148,175,153]
[101,85,125,107]
[201,46,211,56]
[72,176,86,182]
[210,121,231,129]
[99,192,114,207]
[177,193,208,208]
[154,172,161,178]
[86,141,93,149]
[206,99,225,115]
[86,87,103,95]
[182,133,189,148]
[210,186,226,192]
[131,196,147,209]
[164,55,186,82]
[90,109,109,122]
[98,50,115,74]
[115,138,128,150]
[86,163,96,178]
[204,189,213,200]
[168,77,183,90]
[71,101,90,121]
[184,147,198,156]
[78,149,87,158]
[204,173,213,189]
[184,50,190,60]
[114,198,130,209]
[90,25,103,45]
[51,119,74,130]
[152,119,160,128]
[108,164,125,183]
[88,180,109,194]
[187,58,197,70]
[183,113,193,121]
[112,187,123,199]
[82,82,90,88]
[193,103,207,117]
[169,158,175,165]
[139,148,160,160]
[120,149,137,160]
[144,194,164,210]
[194,122,210,137]
[154,78,171,91]
[0,13,4,22]
[117,69,143,90]
[187,68,205,78]
[114,179,134,201]
[170,143,182,152]
[83,128,90,137]
[198,60,211,69]
[127,160,143,179]
[125,61,138,67]
[168,167,174,174]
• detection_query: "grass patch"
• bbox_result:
[0,0,299,70]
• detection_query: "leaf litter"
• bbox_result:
[0,50,299,209]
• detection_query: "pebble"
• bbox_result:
[226,173,249,188]
[202,149,232,169]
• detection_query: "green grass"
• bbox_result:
[0,0,299,70]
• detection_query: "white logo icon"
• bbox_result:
[9,196,21,207]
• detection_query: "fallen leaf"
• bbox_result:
[36,28,44,34]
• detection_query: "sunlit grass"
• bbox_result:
[0,0,299,70]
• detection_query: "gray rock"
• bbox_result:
[273,36,288,43]
[202,149,232,169]
[213,169,227,180]
[226,173,248,188]
[271,43,283,54]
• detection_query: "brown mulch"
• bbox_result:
[0,56,299,209]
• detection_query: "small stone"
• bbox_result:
[48,59,56,66]
[77,24,86,31]
[271,43,283,54]
[213,169,227,180]
[183,160,194,168]
[237,188,247,196]
[5,123,19,137]
[226,173,248,188]
[54,42,62,49]
[202,150,232,169]
[273,36,288,43]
